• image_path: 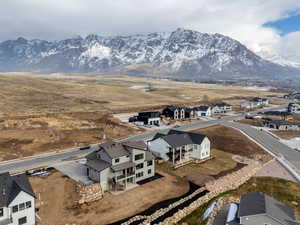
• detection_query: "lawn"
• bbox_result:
[178,177,300,225]
[156,149,237,177]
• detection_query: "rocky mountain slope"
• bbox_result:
[0,28,299,81]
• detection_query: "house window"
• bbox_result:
[18,216,27,225]
[134,154,144,161]
[136,163,144,170]
[147,160,153,166]
[148,169,152,174]
[136,172,144,178]
[115,158,120,163]
[12,205,18,213]
[0,208,3,217]
[19,203,25,211]
[26,201,31,209]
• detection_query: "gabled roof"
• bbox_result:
[99,141,130,159]
[0,172,35,207]
[153,129,207,148]
[213,103,232,107]
[194,106,210,111]
[238,192,296,224]
[163,105,184,112]
[123,141,147,151]
[86,159,110,172]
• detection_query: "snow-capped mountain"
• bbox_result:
[255,49,300,68]
[0,28,299,81]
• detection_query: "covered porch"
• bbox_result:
[111,162,136,191]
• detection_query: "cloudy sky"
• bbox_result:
[1,0,300,64]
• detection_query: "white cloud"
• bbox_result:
[0,0,300,63]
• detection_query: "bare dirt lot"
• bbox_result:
[192,125,271,160]
[30,170,189,225]
[0,112,142,160]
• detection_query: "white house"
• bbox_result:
[212,103,232,114]
[193,106,212,117]
[0,173,35,225]
[147,129,211,165]
[85,141,155,192]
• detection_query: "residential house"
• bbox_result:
[263,119,300,130]
[137,111,161,126]
[85,141,155,192]
[226,192,300,225]
[147,129,210,165]
[288,102,300,114]
[0,172,35,225]
[193,106,212,117]
[162,106,185,120]
[250,97,269,107]
[212,103,232,114]
[184,108,196,119]
[240,101,256,110]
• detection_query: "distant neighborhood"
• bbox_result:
[129,103,232,127]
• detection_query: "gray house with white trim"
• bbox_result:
[85,141,155,192]
[0,173,35,225]
[226,192,300,225]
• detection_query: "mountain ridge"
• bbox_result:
[0,28,299,81]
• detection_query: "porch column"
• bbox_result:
[179,147,182,163]
[172,148,175,164]
[125,169,127,189]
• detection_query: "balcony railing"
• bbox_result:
[116,171,135,180]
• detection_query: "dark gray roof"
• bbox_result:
[238,192,296,223]
[99,141,130,159]
[0,172,35,207]
[123,141,147,150]
[157,129,207,148]
[86,159,110,172]
[214,103,232,107]
[194,106,210,111]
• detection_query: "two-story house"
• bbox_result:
[226,192,300,225]
[0,172,35,225]
[85,141,155,192]
[162,106,185,120]
[212,103,232,114]
[147,129,210,165]
[193,106,212,117]
[250,97,269,107]
[136,111,161,126]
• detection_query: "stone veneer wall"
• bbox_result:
[77,184,103,204]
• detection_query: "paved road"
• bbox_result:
[222,121,300,173]
[1,104,296,175]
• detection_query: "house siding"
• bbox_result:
[147,139,170,161]
[7,191,35,225]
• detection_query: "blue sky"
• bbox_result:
[265,13,300,35]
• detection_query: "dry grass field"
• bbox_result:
[0,72,279,115]
[0,72,279,160]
